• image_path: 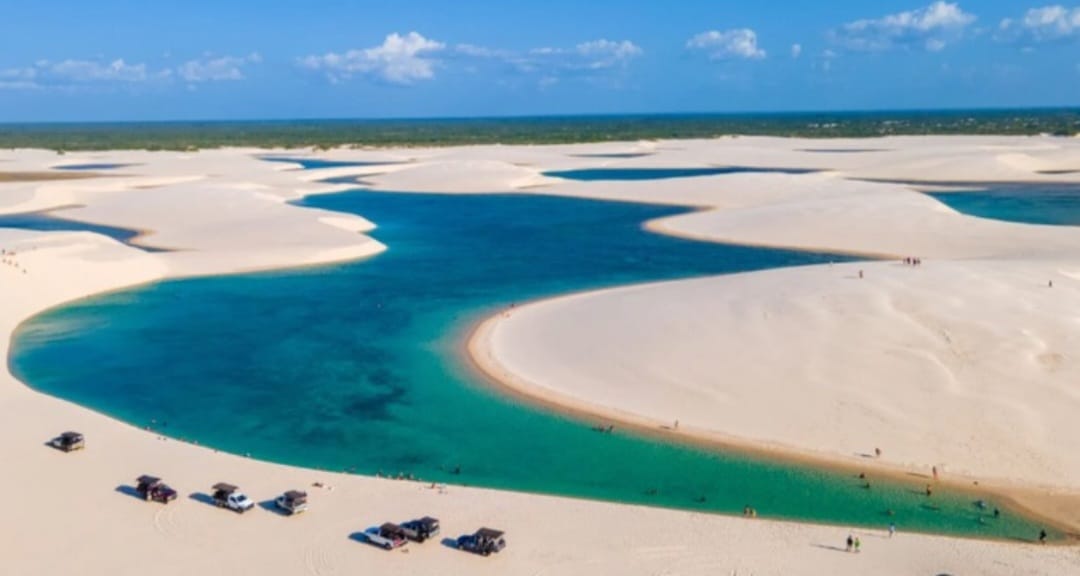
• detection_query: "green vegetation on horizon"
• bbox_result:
[1,109,1079,151]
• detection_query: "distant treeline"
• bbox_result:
[2,109,1078,151]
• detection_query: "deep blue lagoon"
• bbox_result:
[8,188,1049,539]
[0,210,166,252]
[929,184,1080,227]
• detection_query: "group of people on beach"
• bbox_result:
[902,257,923,266]
[0,248,27,274]
[845,534,861,553]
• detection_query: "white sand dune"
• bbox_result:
[3,137,1080,574]
[477,260,1080,489]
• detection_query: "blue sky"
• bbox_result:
[1,1,1078,121]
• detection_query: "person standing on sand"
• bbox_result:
[925,484,933,497]
[858,270,864,279]
[1040,529,1047,544]
[888,523,896,538]
[846,534,853,552]
[932,466,938,480]
[854,537,861,553]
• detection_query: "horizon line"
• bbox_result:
[3,106,1079,127]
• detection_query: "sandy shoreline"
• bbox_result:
[465,288,1080,537]
[4,138,1080,573]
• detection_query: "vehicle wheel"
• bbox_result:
[483,550,491,557]
[383,543,392,550]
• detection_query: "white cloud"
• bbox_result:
[299,32,446,84]
[686,29,766,60]
[829,2,976,52]
[574,39,643,68]
[0,58,158,90]
[820,48,838,71]
[0,67,38,90]
[179,53,261,83]
[300,35,641,87]
[525,39,642,70]
[791,43,803,58]
[0,54,262,91]
[445,39,641,86]
[999,5,1080,41]
[454,43,511,59]
[47,59,151,82]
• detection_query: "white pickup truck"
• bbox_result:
[211,483,255,513]
[362,523,408,550]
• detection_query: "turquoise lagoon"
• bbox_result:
[8,186,1051,540]
[929,184,1080,227]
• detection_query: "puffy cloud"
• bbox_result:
[300,34,641,87]
[999,5,1080,41]
[686,29,766,60]
[299,32,445,84]
[178,53,261,83]
[829,2,976,52]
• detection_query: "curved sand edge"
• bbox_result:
[466,289,1080,537]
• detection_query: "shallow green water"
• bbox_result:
[8,188,1052,541]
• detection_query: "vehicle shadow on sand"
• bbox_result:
[258,499,291,516]
[440,537,460,550]
[114,485,144,500]
[188,492,217,507]
[348,531,375,544]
